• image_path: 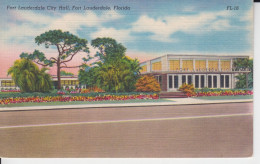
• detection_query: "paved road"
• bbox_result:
[0,102,253,157]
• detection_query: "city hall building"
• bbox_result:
[140,54,250,92]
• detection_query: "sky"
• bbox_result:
[0,0,253,77]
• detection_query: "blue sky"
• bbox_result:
[0,0,254,72]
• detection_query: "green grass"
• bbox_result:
[0,99,173,108]
[0,92,17,94]
[194,95,253,100]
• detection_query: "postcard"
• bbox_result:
[0,0,254,158]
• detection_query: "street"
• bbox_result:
[0,102,253,157]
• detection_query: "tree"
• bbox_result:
[20,30,90,89]
[79,37,141,92]
[91,37,124,63]
[7,59,53,92]
[78,66,99,88]
[95,60,135,92]
[233,58,253,88]
[60,70,74,76]
[135,75,161,92]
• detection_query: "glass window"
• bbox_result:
[195,75,199,88]
[1,80,15,87]
[188,75,192,85]
[220,75,224,88]
[208,75,212,88]
[61,80,65,86]
[213,76,217,88]
[65,80,69,85]
[225,75,229,88]
[182,75,186,84]
[169,75,173,88]
[201,75,205,88]
[174,76,179,88]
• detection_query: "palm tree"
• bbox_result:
[8,59,53,92]
[36,67,53,92]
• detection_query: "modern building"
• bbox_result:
[0,75,80,90]
[140,54,251,92]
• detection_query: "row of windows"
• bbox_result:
[168,75,230,89]
[0,80,80,87]
[1,80,16,87]
[60,80,79,86]
[141,60,232,72]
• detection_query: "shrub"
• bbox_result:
[179,83,196,96]
[135,75,160,92]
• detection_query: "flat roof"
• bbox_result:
[140,54,250,64]
[0,75,78,80]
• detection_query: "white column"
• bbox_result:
[161,55,168,71]
[178,75,182,88]
[229,74,232,89]
[230,59,233,71]
[147,61,151,72]
[206,59,208,70]
[180,58,183,70]
[193,59,196,71]
[192,74,195,87]
[218,59,221,71]
[217,74,220,88]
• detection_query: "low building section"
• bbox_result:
[0,76,81,90]
[140,54,250,92]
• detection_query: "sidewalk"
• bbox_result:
[0,98,253,112]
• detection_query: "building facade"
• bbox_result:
[140,54,250,92]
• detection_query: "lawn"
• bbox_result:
[194,95,253,100]
[0,98,172,108]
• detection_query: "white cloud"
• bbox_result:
[131,11,235,42]
[90,27,132,43]
[1,10,124,46]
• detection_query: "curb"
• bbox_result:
[0,99,253,112]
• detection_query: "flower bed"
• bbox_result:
[0,92,159,105]
[187,89,253,97]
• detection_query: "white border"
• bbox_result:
[2,2,260,164]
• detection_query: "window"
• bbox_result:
[213,76,217,88]
[169,60,180,71]
[182,75,186,84]
[182,60,193,71]
[152,62,162,71]
[155,75,162,87]
[169,75,173,88]
[1,80,16,87]
[225,75,230,88]
[140,65,147,73]
[195,60,206,70]
[188,75,192,85]
[208,60,219,70]
[221,60,231,70]
[208,75,212,88]
[195,75,199,88]
[200,75,205,88]
[174,76,179,88]
[220,75,224,88]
